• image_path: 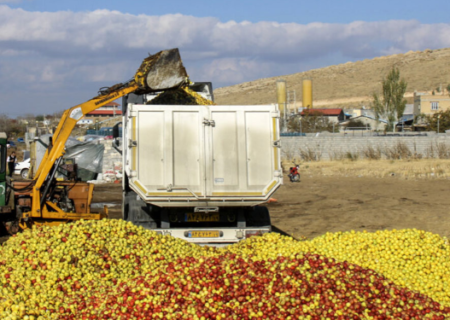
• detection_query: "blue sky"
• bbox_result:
[0,0,449,116]
[9,0,449,24]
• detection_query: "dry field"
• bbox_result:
[268,173,450,241]
[267,159,450,240]
[283,159,450,180]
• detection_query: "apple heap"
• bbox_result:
[148,86,215,106]
[55,253,450,320]
[309,229,450,307]
[0,219,449,320]
[228,230,450,308]
[0,220,216,319]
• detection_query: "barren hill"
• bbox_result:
[214,48,450,111]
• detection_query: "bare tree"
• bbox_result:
[373,67,407,132]
[0,114,24,138]
[287,111,334,133]
[345,119,370,129]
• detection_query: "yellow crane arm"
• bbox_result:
[31,81,140,215]
[29,48,188,218]
[33,81,139,180]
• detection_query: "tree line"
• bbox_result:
[0,112,63,139]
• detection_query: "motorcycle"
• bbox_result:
[288,164,300,182]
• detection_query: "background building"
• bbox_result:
[414,92,450,115]
[83,102,122,122]
[300,108,347,123]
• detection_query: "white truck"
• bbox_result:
[114,84,282,245]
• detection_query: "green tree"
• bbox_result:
[372,67,407,132]
[447,84,450,96]
[426,110,450,133]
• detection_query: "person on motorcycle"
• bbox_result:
[289,165,300,182]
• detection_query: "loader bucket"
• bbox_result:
[134,48,188,91]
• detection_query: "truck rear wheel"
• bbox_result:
[123,191,158,229]
[246,206,271,228]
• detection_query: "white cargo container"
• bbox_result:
[115,91,282,245]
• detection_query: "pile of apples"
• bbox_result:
[229,229,450,308]
[148,86,215,106]
[309,229,450,307]
[0,220,449,320]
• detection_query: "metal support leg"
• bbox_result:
[237,210,246,228]
[161,209,170,229]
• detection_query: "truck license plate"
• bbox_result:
[185,213,220,222]
[188,231,220,238]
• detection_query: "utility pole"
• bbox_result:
[437,115,440,135]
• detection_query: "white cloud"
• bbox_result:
[0,5,449,114]
[194,58,272,85]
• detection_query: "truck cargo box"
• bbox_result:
[124,104,282,208]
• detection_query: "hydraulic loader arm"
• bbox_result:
[33,81,139,182]
[30,48,188,218]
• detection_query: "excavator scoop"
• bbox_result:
[134,48,188,91]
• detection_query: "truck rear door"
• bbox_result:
[206,105,280,197]
[128,104,281,204]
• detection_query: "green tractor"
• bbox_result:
[0,132,16,235]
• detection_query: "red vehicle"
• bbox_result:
[288,165,300,182]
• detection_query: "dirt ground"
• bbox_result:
[2,174,449,244]
[92,174,450,240]
[267,174,450,240]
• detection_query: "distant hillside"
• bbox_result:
[214,48,450,110]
